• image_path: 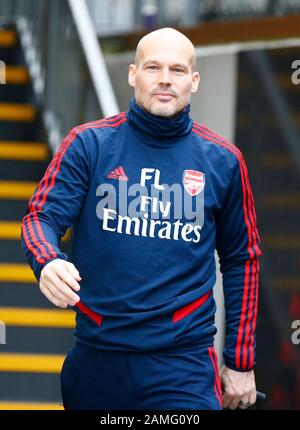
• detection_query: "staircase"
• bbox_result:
[235,47,300,410]
[0,24,74,410]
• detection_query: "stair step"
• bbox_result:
[237,112,300,128]
[0,353,65,373]
[0,141,48,161]
[0,239,30,262]
[258,215,300,236]
[271,276,300,290]
[0,237,72,265]
[0,30,17,48]
[0,83,34,104]
[4,66,29,85]
[260,154,295,168]
[0,103,36,122]
[0,282,60,309]
[255,209,300,225]
[249,173,299,194]
[0,372,61,402]
[1,326,74,354]
[0,221,22,240]
[0,47,24,66]
[239,73,300,92]
[0,401,63,410]
[0,200,30,221]
[263,235,300,249]
[0,222,71,241]
[236,128,295,149]
[0,180,37,199]
[266,113,300,127]
[258,253,298,277]
[0,122,44,141]
[0,263,36,283]
[0,159,49,182]
[0,25,72,408]
[0,307,75,328]
[259,193,300,208]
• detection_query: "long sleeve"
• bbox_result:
[21,130,90,281]
[215,151,262,372]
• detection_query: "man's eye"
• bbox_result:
[174,68,184,73]
[147,65,158,70]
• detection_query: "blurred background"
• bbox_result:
[0,0,299,410]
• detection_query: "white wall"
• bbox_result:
[191,53,238,362]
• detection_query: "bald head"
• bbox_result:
[128,27,200,117]
[135,27,196,72]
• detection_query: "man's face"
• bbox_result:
[128,37,200,117]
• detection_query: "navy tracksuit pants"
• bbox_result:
[60,341,223,410]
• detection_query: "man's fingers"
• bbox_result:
[39,259,81,308]
[41,287,68,308]
[223,392,243,410]
[222,391,233,409]
[45,282,76,307]
[56,266,81,292]
[249,390,257,406]
[222,387,251,410]
[42,274,80,306]
[65,263,81,282]
[50,275,80,305]
[52,285,78,306]
[228,398,242,410]
[238,398,251,409]
[220,365,256,410]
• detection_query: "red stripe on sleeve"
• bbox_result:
[21,221,46,264]
[25,114,127,267]
[192,124,260,369]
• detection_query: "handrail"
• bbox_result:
[68,0,119,117]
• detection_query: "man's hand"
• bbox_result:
[39,259,81,308]
[220,365,256,409]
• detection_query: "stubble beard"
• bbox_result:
[144,99,179,118]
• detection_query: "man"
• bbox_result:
[21,27,261,410]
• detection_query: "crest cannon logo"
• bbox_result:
[182,170,205,196]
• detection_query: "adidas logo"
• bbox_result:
[107,166,128,181]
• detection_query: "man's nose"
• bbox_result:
[158,68,172,85]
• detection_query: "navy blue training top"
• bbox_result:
[21,97,262,371]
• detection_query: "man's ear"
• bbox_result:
[128,64,136,88]
[191,72,200,94]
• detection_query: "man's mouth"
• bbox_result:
[153,93,175,101]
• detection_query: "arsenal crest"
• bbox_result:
[182,170,205,196]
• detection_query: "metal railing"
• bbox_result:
[0,0,119,152]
